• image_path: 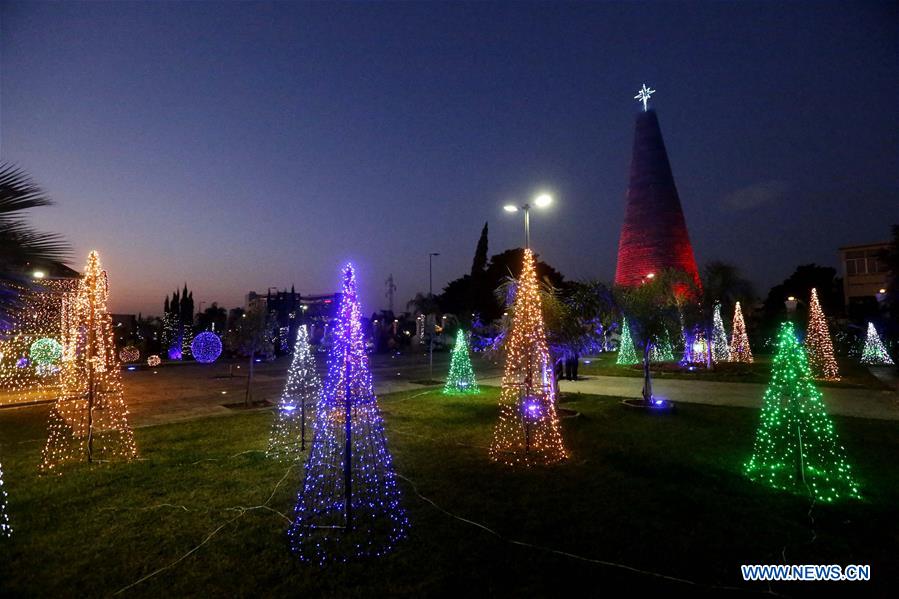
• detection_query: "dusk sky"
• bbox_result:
[2,1,896,316]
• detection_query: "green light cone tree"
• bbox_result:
[268,325,321,460]
[859,322,894,365]
[616,317,638,365]
[710,302,730,363]
[744,322,860,502]
[806,288,840,380]
[648,327,674,363]
[443,329,479,394]
[0,460,11,538]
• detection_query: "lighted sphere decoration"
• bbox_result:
[119,346,140,363]
[190,332,223,364]
[29,338,63,366]
[147,355,161,367]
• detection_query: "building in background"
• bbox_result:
[245,287,341,351]
[839,242,890,319]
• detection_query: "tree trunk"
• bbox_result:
[642,341,653,405]
[245,352,254,406]
[705,323,714,371]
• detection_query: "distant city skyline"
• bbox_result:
[2,1,896,315]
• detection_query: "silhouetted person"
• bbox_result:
[564,352,579,381]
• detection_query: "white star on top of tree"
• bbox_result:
[634,83,656,111]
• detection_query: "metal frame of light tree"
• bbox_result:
[287,264,407,564]
[489,249,567,467]
[744,321,860,502]
[443,329,479,394]
[805,288,840,380]
[728,301,753,363]
[859,322,894,365]
[710,302,731,363]
[0,460,11,538]
[269,324,321,460]
[39,251,137,472]
[616,317,638,365]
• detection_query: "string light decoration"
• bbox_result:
[616,317,638,365]
[729,301,753,363]
[0,279,76,395]
[489,249,567,467]
[39,251,138,472]
[443,329,479,394]
[146,355,161,367]
[859,322,894,365]
[190,332,223,364]
[648,328,674,363]
[287,264,407,564]
[118,345,140,364]
[710,302,731,363]
[743,322,860,503]
[29,337,63,373]
[269,325,321,461]
[0,460,11,538]
[805,288,840,380]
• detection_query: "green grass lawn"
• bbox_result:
[579,352,887,389]
[0,388,897,597]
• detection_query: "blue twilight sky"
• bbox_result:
[1,1,897,316]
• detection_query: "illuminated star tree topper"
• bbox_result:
[489,249,567,466]
[634,83,656,111]
[268,324,321,460]
[743,322,860,502]
[287,264,407,563]
[443,329,479,394]
[39,251,138,472]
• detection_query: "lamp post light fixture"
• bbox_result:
[33,270,46,279]
[784,296,798,315]
[503,192,553,249]
[428,252,440,379]
[876,288,888,304]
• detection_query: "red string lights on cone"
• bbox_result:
[489,249,567,466]
[39,251,138,472]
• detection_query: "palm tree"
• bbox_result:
[0,164,70,328]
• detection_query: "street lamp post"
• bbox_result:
[504,193,553,249]
[428,252,440,380]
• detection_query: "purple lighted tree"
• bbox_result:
[287,264,407,563]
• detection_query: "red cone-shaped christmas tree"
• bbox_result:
[490,249,567,466]
[614,109,700,292]
[40,251,137,471]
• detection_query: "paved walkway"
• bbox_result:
[559,375,899,421]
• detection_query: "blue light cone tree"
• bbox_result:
[287,264,407,563]
[269,325,321,460]
[1,460,11,538]
[443,329,479,394]
[744,322,860,502]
